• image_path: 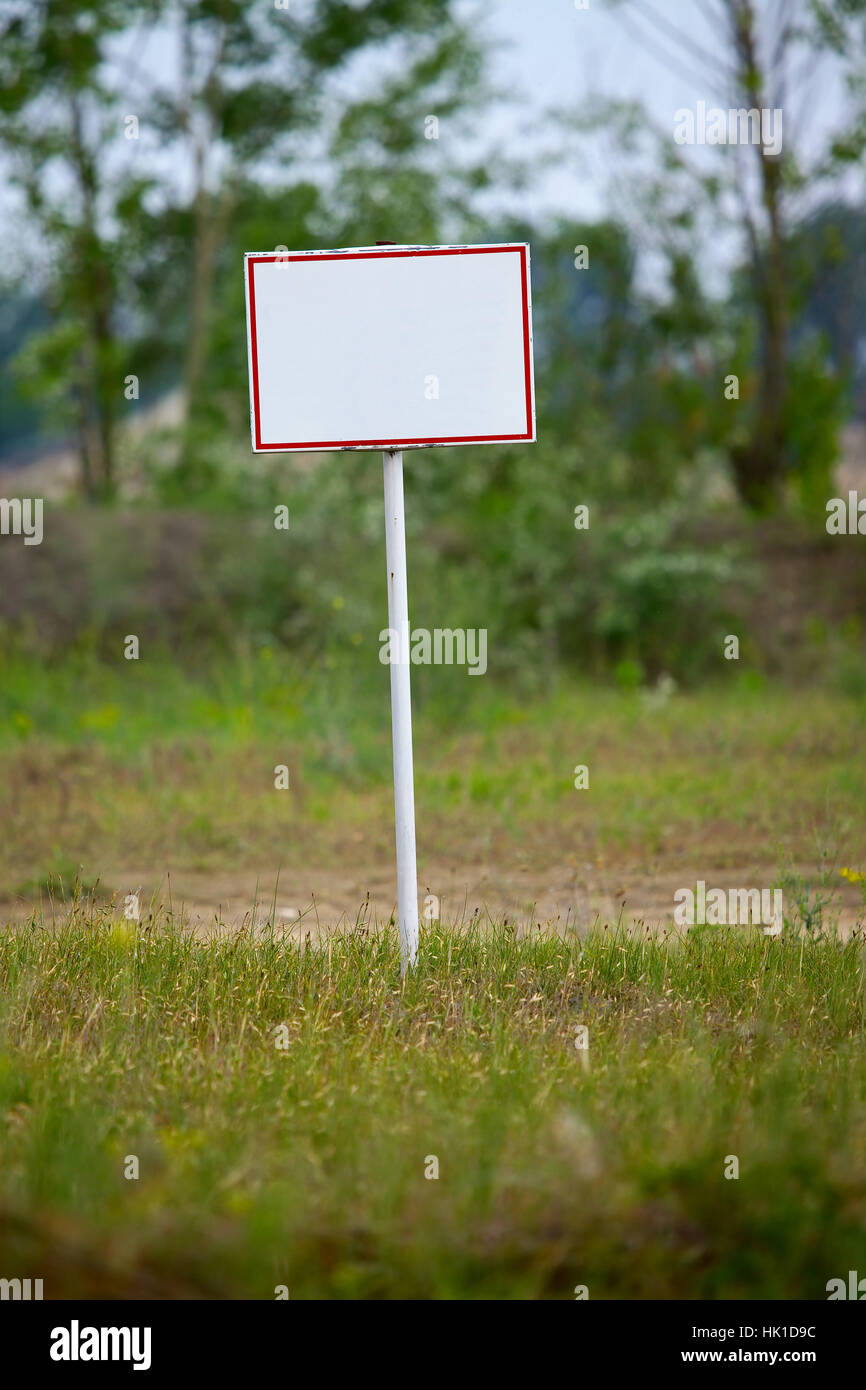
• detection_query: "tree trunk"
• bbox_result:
[69,93,117,501]
[728,0,790,511]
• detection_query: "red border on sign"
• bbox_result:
[245,245,534,451]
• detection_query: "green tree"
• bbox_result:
[0,0,149,498]
[602,0,866,510]
[134,0,491,484]
[0,0,492,497]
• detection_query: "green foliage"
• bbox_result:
[0,0,489,493]
[0,434,750,684]
[785,341,847,513]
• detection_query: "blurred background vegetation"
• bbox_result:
[0,0,865,692]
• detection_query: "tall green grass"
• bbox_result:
[0,917,864,1298]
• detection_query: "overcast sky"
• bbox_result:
[484,0,848,217]
[0,0,855,278]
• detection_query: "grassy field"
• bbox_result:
[1,650,864,918]
[1,653,865,1297]
[0,919,864,1299]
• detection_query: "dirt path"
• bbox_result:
[5,858,861,939]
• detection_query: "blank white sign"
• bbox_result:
[244,243,535,452]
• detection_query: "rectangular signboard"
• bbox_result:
[244,243,535,452]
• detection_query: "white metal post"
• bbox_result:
[382,448,419,973]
